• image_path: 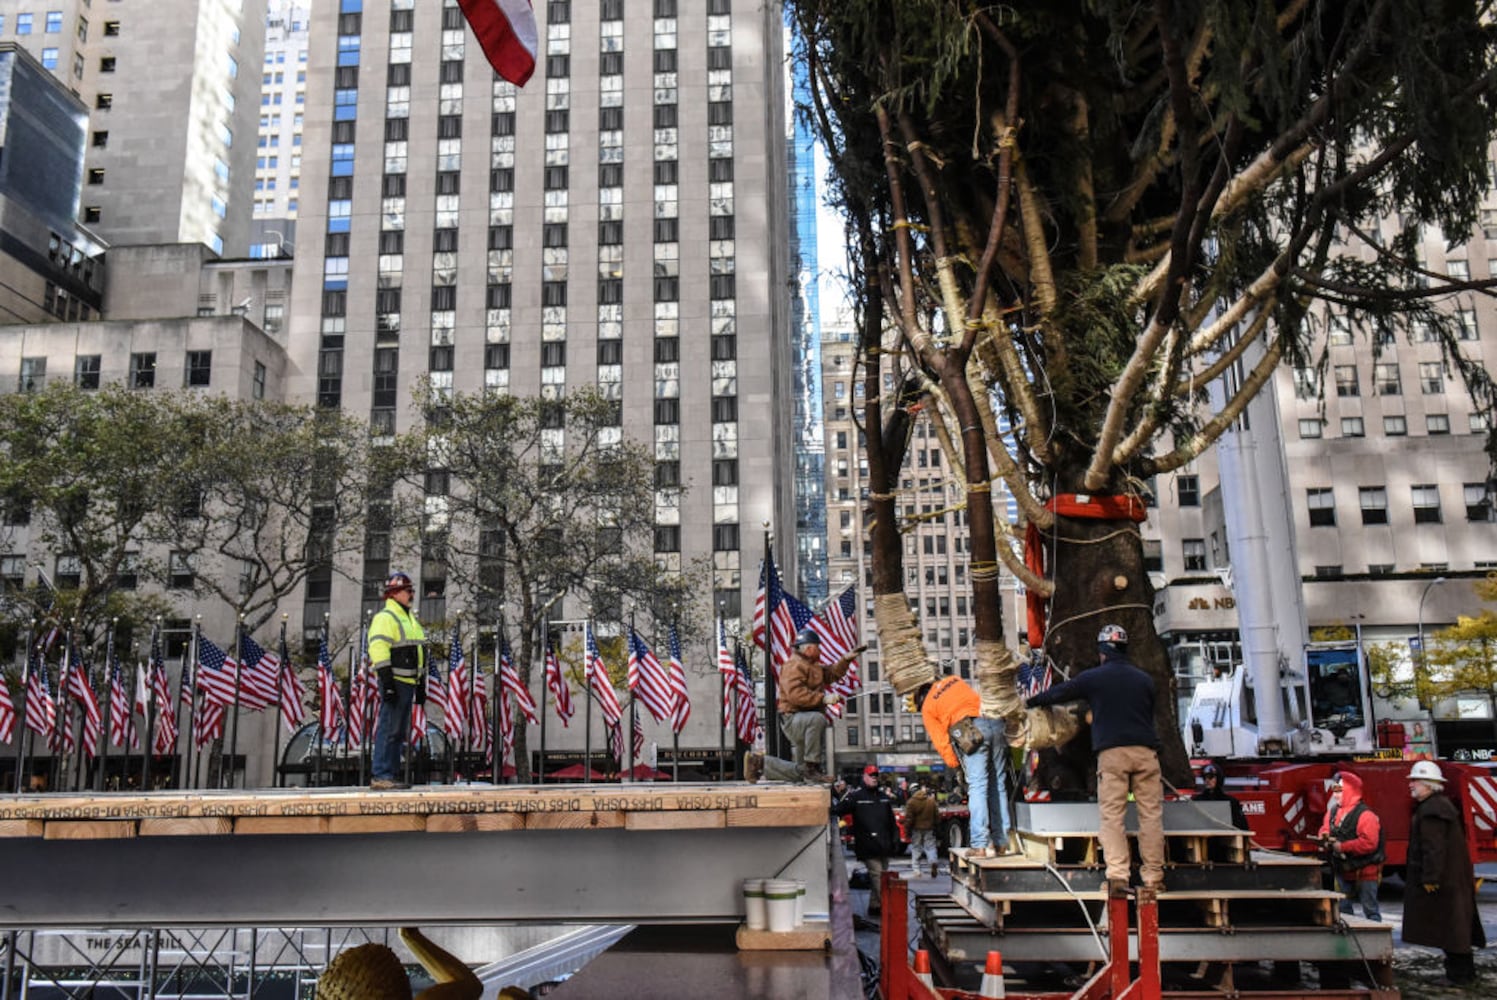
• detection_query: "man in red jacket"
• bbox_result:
[1317,771,1384,921]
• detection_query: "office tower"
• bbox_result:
[285,1,793,686]
[250,1,310,259]
[0,0,268,254]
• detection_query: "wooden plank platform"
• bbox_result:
[0,783,826,840]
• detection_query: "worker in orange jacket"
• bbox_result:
[915,675,1009,856]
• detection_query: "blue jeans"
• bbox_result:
[1335,875,1380,922]
[962,716,1009,850]
[372,680,415,781]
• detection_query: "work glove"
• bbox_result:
[1422,882,1440,894]
[377,667,397,705]
[414,677,427,706]
[823,692,841,707]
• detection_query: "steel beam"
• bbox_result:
[1015,800,1237,834]
[960,858,1324,896]
[0,827,831,929]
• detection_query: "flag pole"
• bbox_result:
[14,619,34,794]
[538,616,548,786]
[98,619,117,791]
[672,618,681,783]
[362,609,374,785]
[273,618,287,788]
[446,614,459,785]
[142,623,160,792]
[170,646,187,789]
[223,616,245,789]
[339,625,353,786]
[315,618,329,789]
[718,609,728,782]
[627,612,637,783]
[182,619,201,790]
[65,624,84,792]
[761,528,784,763]
[493,618,505,783]
[347,643,362,786]
[584,619,593,782]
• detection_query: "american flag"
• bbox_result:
[277,641,307,732]
[457,0,539,86]
[633,712,645,760]
[666,624,690,734]
[716,616,737,729]
[752,552,796,683]
[585,624,622,726]
[108,655,138,750]
[497,676,514,769]
[347,653,377,748]
[52,653,76,753]
[160,645,182,755]
[232,634,280,711]
[780,592,821,710]
[0,672,15,745]
[197,637,238,706]
[472,662,493,762]
[442,628,469,743]
[607,715,644,763]
[66,655,102,759]
[1019,655,1053,699]
[316,636,343,737]
[134,662,152,744]
[626,627,673,723]
[544,638,573,725]
[411,668,441,746]
[733,648,760,744]
[500,636,538,724]
[24,645,56,739]
[814,586,864,718]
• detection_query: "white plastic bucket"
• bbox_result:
[742,878,767,930]
[763,878,800,932]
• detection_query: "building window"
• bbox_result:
[1384,414,1408,436]
[184,351,212,387]
[0,554,25,591]
[19,357,46,393]
[1412,484,1442,524]
[41,48,58,69]
[1471,412,1491,434]
[1182,538,1207,572]
[168,551,196,589]
[100,56,116,73]
[1458,308,1479,340]
[252,361,267,400]
[1419,361,1445,394]
[1368,563,1394,575]
[74,355,101,389]
[1298,418,1323,439]
[1340,416,1364,438]
[1314,565,1343,578]
[92,130,109,148]
[1372,362,1400,395]
[263,303,284,334]
[1334,365,1359,397]
[1464,483,1492,522]
[83,206,102,223]
[1359,487,1388,525]
[1177,474,1199,507]
[713,523,740,551]
[1427,413,1451,435]
[129,352,156,388]
[1307,488,1336,527]
[16,13,32,34]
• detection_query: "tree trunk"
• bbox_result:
[1041,507,1191,787]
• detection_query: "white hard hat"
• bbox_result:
[1407,760,1445,784]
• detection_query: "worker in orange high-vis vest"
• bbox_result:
[915,675,1010,856]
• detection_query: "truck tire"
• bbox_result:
[942,818,966,852]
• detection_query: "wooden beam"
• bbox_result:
[44,821,137,840]
[140,819,234,837]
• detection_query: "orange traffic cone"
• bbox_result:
[978,950,1006,998]
[912,949,934,989]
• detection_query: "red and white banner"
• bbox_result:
[458,0,538,86]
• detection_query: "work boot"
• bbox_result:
[1107,878,1134,898]
[743,752,764,784]
[797,761,834,785]
[370,778,410,790]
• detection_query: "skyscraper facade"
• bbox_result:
[284,1,794,679]
[249,1,309,260]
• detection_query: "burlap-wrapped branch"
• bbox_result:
[874,592,935,695]
[974,639,1025,723]
[1020,704,1084,750]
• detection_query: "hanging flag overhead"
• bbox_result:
[544,638,573,726]
[499,635,538,725]
[585,623,622,726]
[626,627,673,723]
[666,624,690,735]
[457,0,539,86]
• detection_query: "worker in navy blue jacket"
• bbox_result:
[1026,625,1164,895]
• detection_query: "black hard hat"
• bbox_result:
[794,628,820,648]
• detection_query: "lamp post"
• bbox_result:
[1415,576,1448,683]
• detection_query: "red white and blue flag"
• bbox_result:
[626,627,673,723]
[443,628,470,742]
[197,637,237,706]
[544,638,573,725]
[232,634,280,712]
[471,661,492,762]
[457,0,538,86]
[733,648,760,744]
[0,673,15,745]
[347,653,377,748]
[753,551,795,683]
[66,656,102,760]
[813,586,863,718]
[24,646,56,740]
[500,635,538,725]
[497,676,514,768]
[317,636,343,738]
[52,653,76,754]
[585,624,622,726]
[108,655,138,750]
[277,647,307,733]
[716,615,737,728]
[155,645,178,755]
[666,624,690,735]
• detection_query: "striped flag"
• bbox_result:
[133,662,151,741]
[752,552,795,683]
[626,627,673,723]
[457,0,539,86]
[500,635,538,724]
[716,616,736,728]
[170,646,190,755]
[442,628,469,742]
[0,673,15,745]
[316,637,343,737]
[1019,656,1053,699]
[733,648,760,744]
[585,623,622,726]
[812,586,863,718]
[544,638,573,725]
[608,716,644,763]
[66,656,102,759]
[108,656,138,750]
[277,654,307,732]
[24,646,56,739]
[150,642,177,755]
[498,675,514,769]
[52,654,76,753]
[197,637,238,706]
[347,653,377,748]
[472,663,493,762]
[232,634,280,711]
[666,624,690,734]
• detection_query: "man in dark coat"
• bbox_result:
[1403,760,1486,986]
[836,764,899,915]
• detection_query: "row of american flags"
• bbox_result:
[0,568,866,777]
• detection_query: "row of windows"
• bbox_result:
[14,353,264,397]
[1,12,116,37]
[1303,484,1492,526]
[1298,412,1484,438]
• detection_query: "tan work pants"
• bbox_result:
[1097,745,1165,886]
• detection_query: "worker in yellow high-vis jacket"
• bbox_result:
[367,571,426,790]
